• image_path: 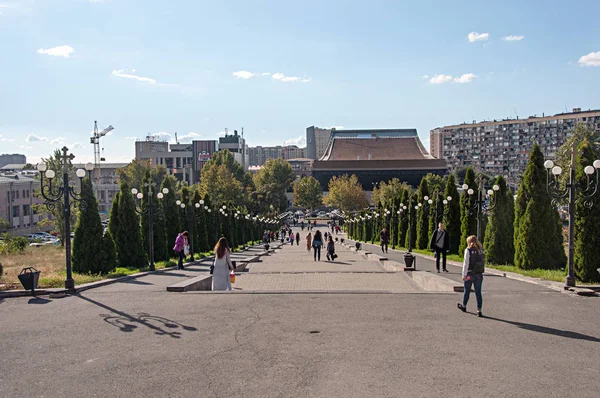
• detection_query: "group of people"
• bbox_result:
[300,220,318,231]
[305,230,336,261]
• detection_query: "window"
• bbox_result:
[23,205,30,216]
[12,206,20,218]
[23,190,26,198]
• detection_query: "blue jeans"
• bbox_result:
[463,274,483,309]
[313,245,321,260]
[177,250,185,269]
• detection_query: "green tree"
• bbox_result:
[324,174,368,212]
[574,140,600,282]
[108,192,120,239]
[416,178,430,249]
[72,178,116,274]
[193,189,209,252]
[203,194,216,248]
[405,193,417,250]
[153,198,168,262]
[459,167,478,253]
[253,158,296,211]
[483,176,515,265]
[115,159,167,190]
[0,217,10,232]
[371,178,409,205]
[140,170,168,262]
[199,163,245,207]
[514,144,566,270]
[293,176,323,209]
[203,150,254,189]
[161,175,181,252]
[443,174,461,254]
[115,181,147,268]
[22,163,35,170]
[398,189,409,247]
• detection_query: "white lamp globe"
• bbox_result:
[594,160,600,169]
[162,188,169,194]
[37,163,47,172]
[552,166,562,176]
[462,184,468,190]
[424,196,429,201]
[131,188,138,195]
[467,188,474,195]
[447,196,452,201]
[76,169,86,178]
[544,160,554,169]
[180,203,185,208]
[199,199,204,205]
[493,184,500,191]
[45,170,55,179]
[157,192,164,199]
[487,189,494,196]
[208,209,211,213]
[584,165,595,175]
[443,200,448,205]
[204,206,208,210]
[195,203,200,208]
[85,163,94,171]
[137,193,143,199]
[176,200,181,205]
[428,199,433,204]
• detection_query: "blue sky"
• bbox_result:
[1,0,599,164]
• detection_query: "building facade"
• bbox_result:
[430,108,600,187]
[306,126,334,160]
[248,145,306,166]
[219,130,249,171]
[0,154,26,169]
[0,174,45,234]
[74,163,128,215]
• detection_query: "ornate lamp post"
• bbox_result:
[176,198,194,261]
[37,147,94,290]
[132,180,168,271]
[544,142,600,288]
[402,198,419,269]
[462,175,500,241]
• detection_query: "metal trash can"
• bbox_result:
[404,253,416,270]
[18,267,41,292]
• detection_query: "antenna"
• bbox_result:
[514,106,519,120]
[175,132,178,144]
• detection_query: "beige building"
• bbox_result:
[306,126,334,160]
[430,108,600,187]
[74,163,128,215]
[248,145,307,166]
[0,174,45,234]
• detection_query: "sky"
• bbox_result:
[1,0,599,164]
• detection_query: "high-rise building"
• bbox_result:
[219,130,248,170]
[430,108,600,187]
[306,126,334,160]
[248,145,306,166]
[0,154,26,169]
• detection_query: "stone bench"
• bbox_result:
[167,275,213,292]
[409,271,463,292]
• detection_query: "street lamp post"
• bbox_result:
[544,142,600,288]
[176,197,194,261]
[37,147,94,290]
[132,178,168,271]
[462,175,500,241]
[402,197,419,269]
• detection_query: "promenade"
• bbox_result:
[1,226,599,397]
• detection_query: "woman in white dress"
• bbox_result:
[212,237,234,291]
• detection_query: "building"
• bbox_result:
[135,135,218,185]
[0,154,26,169]
[0,164,27,171]
[0,174,45,234]
[74,163,128,215]
[312,128,447,191]
[219,130,249,171]
[306,126,334,160]
[248,145,307,166]
[430,108,600,186]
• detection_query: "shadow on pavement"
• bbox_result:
[120,279,154,286]
[485,316,600,342]
[28,297,52,304]
[75,294,197,338]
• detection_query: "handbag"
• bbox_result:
[230,271,236,284]
[184,244,190,256]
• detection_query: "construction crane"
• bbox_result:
[90,121,114,170]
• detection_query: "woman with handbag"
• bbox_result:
[212,237,235,291]
[458,235,485,317]
[173,231,189,270]
[312,230,323,261]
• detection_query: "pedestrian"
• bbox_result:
[458,235,485,317]
[335,225,340,234]
[324,231,328,241]
[429,222,450,273]
[212,237,234,291]
[313,220,317,228]
[306,232,312,251]
[295,232,300,245]
[289,234,294,245]
[379,227,390,253]
[301,221,305,231]
[312,230,323,261]
[173,231,189,270]
[326,235,336,261]
[331,223,334,234]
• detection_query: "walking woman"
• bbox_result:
[295,232,300,246]
[173,231,189,270]
[312,230,323,261]
[326,235,336,261]
[380,227,390,254]
[212,237,234,291]
[306,232,312,251]
[458,235,485,317]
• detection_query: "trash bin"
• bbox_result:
[404,253,416,270]
[18,267,41,292]
[355,242,361,250]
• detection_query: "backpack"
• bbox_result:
[468,248,485,274]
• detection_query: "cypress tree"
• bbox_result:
[514,144,566,270]
[73,178,116,274]
[203,194,216,248]
[398,189,409,247]
[140,171,151,259]
[161,176,180,254]
[392,197,401,248]
[574,140,600,282]
[99,230,117,273]
[443,174,461,254]
[405,193,417,250]
[193,189,209,252]
[115,181,147,268]
[153,198,168,262]
[459,167,478,253]
[416,178,430,249]
[484,176,515,264]
[108,191,120,240]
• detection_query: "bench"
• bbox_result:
[167,275,213,292]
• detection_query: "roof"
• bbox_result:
[287,158,314,163]
[320,134,432,161]
[0,175,38,185]
[312,159,447,171]
[72,163,129,169]
[0,164,27,170]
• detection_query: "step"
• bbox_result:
[167,275,213,292]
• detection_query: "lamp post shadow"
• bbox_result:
[484,316,600,343]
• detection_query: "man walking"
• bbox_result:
[379,227,390,253]
[429,222,450,273]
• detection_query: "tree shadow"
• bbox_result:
[120,279,154,286]
[485,316,600,343]
[28,297,52,304]
[75,294,197,338]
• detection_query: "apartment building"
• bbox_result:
[0,174,45,234]
[430,108,600,186]
[248,145,306,166]
[219,130,248,171]
[306,126,334,160]
[0,154,26,169]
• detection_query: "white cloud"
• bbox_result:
[216,131,227,137]
[124,136,138,140]
[233,71,254,79]
[272,72,309,83]
[429,74,454,84]
[50,136,66,144]
[454,73,477,83]
[26,134,48,142]
[324,126,344,130]
[503,35,524,41]
[272,73,285,80]
[20,145,33,149]
[283,136,307,147]
[422,75,429,79]
[301,78,311,83]
[71,142,85,149]
[578,51,600,67]
[174,132,202,143]
[261,72,271,76]
[1,137,15,142]
[37,45,74,58]
[111,69,157,84]
[467,32,489,42]
[155,132,172,139]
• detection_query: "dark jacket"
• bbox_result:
[430,229,450,251]
[379,230,390,244]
